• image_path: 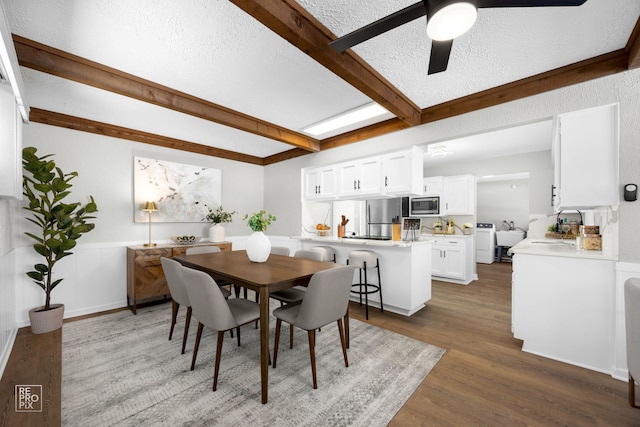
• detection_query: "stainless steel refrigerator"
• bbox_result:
[365,198,403,238]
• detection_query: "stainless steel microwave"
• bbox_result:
[410,196,440,216]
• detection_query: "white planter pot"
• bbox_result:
[209,223,226,243]
[29,303,64,334]
[246,231,271,263]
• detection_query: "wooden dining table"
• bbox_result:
[174,249,343,404]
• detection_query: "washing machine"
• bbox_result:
[476,223,496,264]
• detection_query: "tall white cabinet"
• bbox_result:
[552,103,619,211]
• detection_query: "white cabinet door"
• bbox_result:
[381,147,423,195]
[554,103,619,210]
[423,176,443,195]
[358,156,382,195]
[442,175,475,215]
[441,246,465,280]
[431,245,445,276]
[337,157,382,198]
[303,166,337,201]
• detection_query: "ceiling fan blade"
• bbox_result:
[476,0,587,8]
[329,2,426,52]
[428,39,453,75]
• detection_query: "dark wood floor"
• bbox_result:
[351,262,639,426]
[1,262,639,426]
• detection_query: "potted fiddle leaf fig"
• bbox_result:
[242,210,276,262]
[22,147,98,334]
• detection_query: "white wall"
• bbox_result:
[477,179,530,231]
[10,123,267,327]
[18,124,266,245]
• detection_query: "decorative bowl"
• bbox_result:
[171,235,200,245]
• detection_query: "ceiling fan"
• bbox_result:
[329,0,588,75]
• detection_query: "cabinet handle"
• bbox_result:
[551,184,556,207]
[385,176,388,187]
[357,180,361,189]
[317,185,321,194]
[353,180,357,190]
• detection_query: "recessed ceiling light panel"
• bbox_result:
[302,103,390,137]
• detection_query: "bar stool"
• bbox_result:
[346,250,383,320]
[310,246,336,262]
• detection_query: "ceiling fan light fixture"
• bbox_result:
[426,1,477,41]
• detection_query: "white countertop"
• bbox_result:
[508,237,617,261]
[291,236,432,248]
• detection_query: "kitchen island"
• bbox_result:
[509,237,618,375]
[294,236,432,316]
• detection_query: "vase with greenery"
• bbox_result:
[22,147,98,333]
[197,203,236,243]
[243,210,276,262]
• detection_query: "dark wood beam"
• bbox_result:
[29,108,266,166]
[422,50,628,124]
[229,0,422,127]
[13,35,319,153]
[263,148,310,165]
[320,118,410,150]
[626,17,640,69]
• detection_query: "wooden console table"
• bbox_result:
[126,242,231,314]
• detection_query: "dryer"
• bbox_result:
[476,223,496,264]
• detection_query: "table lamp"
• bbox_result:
[143,201,158,247]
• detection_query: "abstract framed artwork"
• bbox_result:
[133,156,221,223]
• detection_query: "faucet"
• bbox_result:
[556,210,563,232]
[502,220,515,231]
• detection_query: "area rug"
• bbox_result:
[61,303,444,426]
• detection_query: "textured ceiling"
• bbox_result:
[3,0,640,160]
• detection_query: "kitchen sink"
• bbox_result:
[496,230,525,247]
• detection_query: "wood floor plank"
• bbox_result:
[0,327,61,427]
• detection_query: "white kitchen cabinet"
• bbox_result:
[380,146,423,196]
[442,174,476,215]
[430,236,474,284]
[423,176,443,195]
[337,156,382,199]
[303,165,337,201]
[552,103,619,211]
[511,253,616,374]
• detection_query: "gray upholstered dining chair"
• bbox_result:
[186,245,237,295]
[185,245,221,255]
[625,277,640,408]
[270,249,326,347]
[272,265,356,389]
[162,257,224,354]
[270,246,291,256]
[181,265,261,391]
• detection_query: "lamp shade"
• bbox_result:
[426,1,478,41]
[143,201,157,212]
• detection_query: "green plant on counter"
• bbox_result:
[22,147,98,311]
[243,210,276,232]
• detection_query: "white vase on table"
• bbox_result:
[246,231,271,262]
[209,223,225,243]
